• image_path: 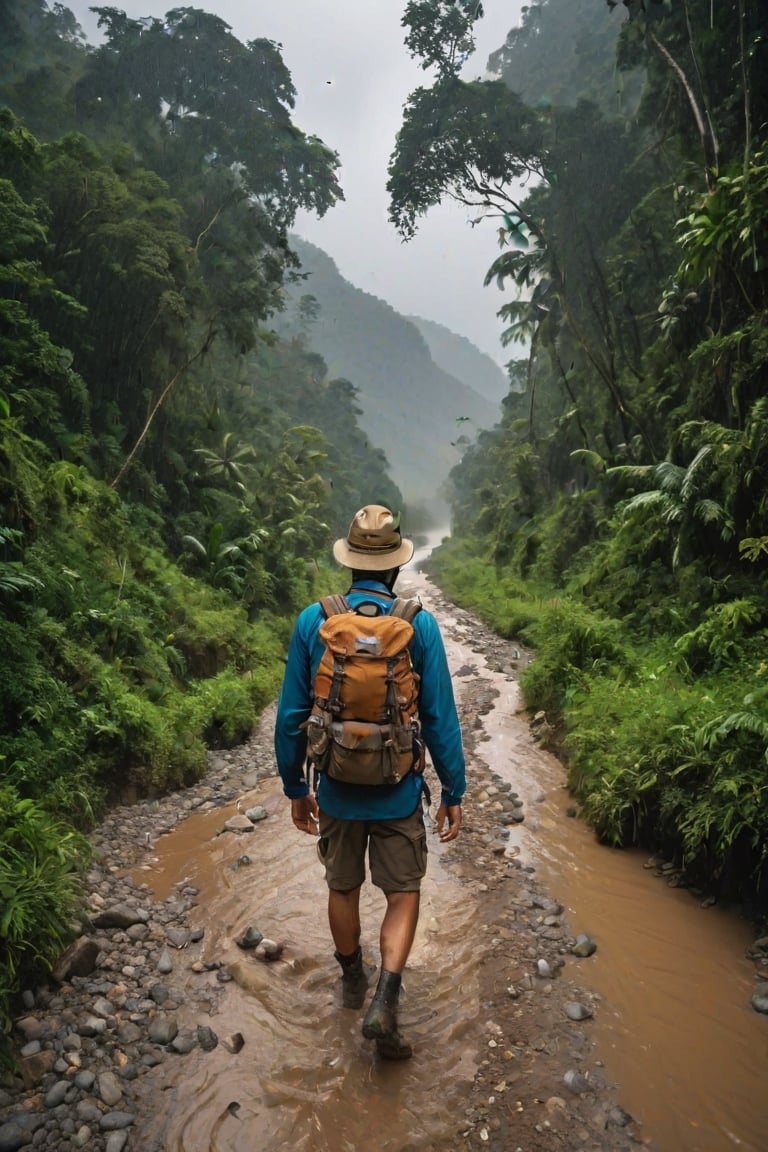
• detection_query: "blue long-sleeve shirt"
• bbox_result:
[274,579,466,820]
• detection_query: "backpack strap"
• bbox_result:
[319,593,352,619]
[389,597,422,624]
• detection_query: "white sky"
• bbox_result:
[69,1,524,365]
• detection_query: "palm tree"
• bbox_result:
[194,432,256,489]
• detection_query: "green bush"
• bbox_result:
[0,784,89,1039]
[520,598,636,716]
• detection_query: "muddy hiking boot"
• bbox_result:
[335,947,369,1009]
[362,969,413,1061]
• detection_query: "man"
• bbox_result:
[274,505,466,1060]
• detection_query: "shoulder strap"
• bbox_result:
[389,597,422,624]
[319,594,352,620]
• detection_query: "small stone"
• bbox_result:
[255,938,284,962]
[750,983,768,1014]
[563,1070,590,1095]
[223,814,254,833]
[91,997,116,1019]
[51,937,101,983]
[148,1016,178,1045]
[607,1106,634,1128]
[544,1096,567,1114]
[91,904,149,929]
[236,926,264,950]
[244,806,268,823]
[97,1071,123,1107]
[99,1113,136,1132]
[197,1025,218,1052]
[571,934,597,958]
[157,947,174,974]
[564,1002,593,1021]
[165,927,191,949]
[44,1080,71,1108]
[0,1120,33,1152]
[105,1133,130,1152]
[170,1033,197,1055]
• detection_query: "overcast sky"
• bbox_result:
[69,1,524,366]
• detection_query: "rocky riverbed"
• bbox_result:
[4,591,766,1152]
[0,657,634,1152]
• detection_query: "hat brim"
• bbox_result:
[332,538,414,570]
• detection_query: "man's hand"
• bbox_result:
[291,794,319,836]
[435,802,461,842]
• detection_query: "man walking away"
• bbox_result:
[274,505,466,1059]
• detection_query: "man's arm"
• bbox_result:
[412,611,466,815]
[274,606,316,798]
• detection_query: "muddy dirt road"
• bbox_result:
[7,569,767,1152]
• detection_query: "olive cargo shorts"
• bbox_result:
[317,805,428,893]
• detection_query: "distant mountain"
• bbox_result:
[280,237,502,508]
[406,315,508,406]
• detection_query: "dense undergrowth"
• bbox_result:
[429,517,768,915]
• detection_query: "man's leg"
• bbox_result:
[328,886,362,955]
[328,887,370,1008]
[362,811,427,1059]
[319,809,370,1010]
[379,890,420,974]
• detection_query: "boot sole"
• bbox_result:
[375,1035,413,1060]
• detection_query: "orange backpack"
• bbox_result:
[303,594,423,786]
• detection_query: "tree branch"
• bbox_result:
[111,319,218,491]
[650,32,716,184]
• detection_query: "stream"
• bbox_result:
[127,552,768,1152]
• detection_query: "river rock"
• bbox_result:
[12,1017,47,1044]
[750,983,768,1014]
[237,926,264,950]
[563,1070,590,1094]
[98,1071,124,1107]
[51,937,101,983]
[565,1002,594,1021]
[99,1112,136,1131]
[148,1016,178,1044]
[157,946,174,973]
[105,1132,130,1152]
[255,939,284,962]
[197,1025,218,1052]
[223,814,254,833]
[0,1118,36,1152]
[91,904,149,929]
[607,1105,634,1128]
[165,927,191,949]
[571,934,597,957]
[18,1049,57,1089]
[244,805,268,822]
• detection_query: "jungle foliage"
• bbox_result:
[397,0,768,907]
[0,0,406,1030]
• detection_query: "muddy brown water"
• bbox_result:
[131,565,768,1152]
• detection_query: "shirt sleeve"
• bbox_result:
[411,610,466,806]
[274,605,317,798]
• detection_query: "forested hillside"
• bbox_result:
[406,314,508,405]
[280,236,501,504]
[393,0,768,909]
[0,0,409,1028]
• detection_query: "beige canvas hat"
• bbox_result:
[332,505,414,570]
